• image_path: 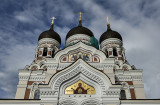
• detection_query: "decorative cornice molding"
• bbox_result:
[115,75,142,81]
[19,76,30,81]
[100,38,122,49]
[90,63,114,70]
[38,38,60,48]
[29,76,46,81]
[40,90,56,96]
[66,34,91,46]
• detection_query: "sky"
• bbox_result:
[0,0,160,99]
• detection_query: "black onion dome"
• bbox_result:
[66,24,94,40]
[38,24,61,43]
[99,24,122,43]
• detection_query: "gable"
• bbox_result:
[54,42,107,63]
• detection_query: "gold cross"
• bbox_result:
[51,16,56,24]
[78,11,83,21]
[106,16,109,25]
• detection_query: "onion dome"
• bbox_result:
[66,24,94,40]
[66,12,94,40]
[99,17,122,44]
[38,22,61,44]
[99,24,122,43]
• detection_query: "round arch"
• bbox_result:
[60,73,101,96]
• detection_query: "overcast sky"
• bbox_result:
[0,0,160,99]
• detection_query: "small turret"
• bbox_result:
[36,17,61,60]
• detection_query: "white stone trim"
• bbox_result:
[100,38,122,50]
[66,34,91,46]
[51,64,110,92]
[38,38,60,48]
[80,99,102,105]
[39,59,121,99]
[59,99,79,105]
[19,76,30,81]
[29,76,46,81]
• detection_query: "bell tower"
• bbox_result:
[35,17,61,60]
[99,17,124,60]
[15,17,61,99]
[99,17,145,99]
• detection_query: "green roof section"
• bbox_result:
[90,36,99,49]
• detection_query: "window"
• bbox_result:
[120,90,126,99]
[52,49,55,58]
[105,49,108,57]
[113,48,118,56]
[42,47,47,56]
[34,90,40,99]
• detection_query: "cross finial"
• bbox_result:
[105,16,111,30]
[50,16,56,30]
[51,16,56,24]
[106,16,109,25]
[78,11,83,21]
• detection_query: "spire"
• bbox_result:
[78,11,83,26]
[105,16,111,30]
[50,16,56,30]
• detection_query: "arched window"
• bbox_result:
[65,80,95,94]
[120,90,126,99]
[105,49,108,57]
[42,47,47,56]
[113,48,118,56]
[52,49,55,58]
[34,90,40,99]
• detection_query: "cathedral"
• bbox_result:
[0,13,160,105]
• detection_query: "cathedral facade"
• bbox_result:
[0,15,160,105]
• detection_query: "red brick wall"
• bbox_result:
[130,89,136,99]
[24,89,30,99]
